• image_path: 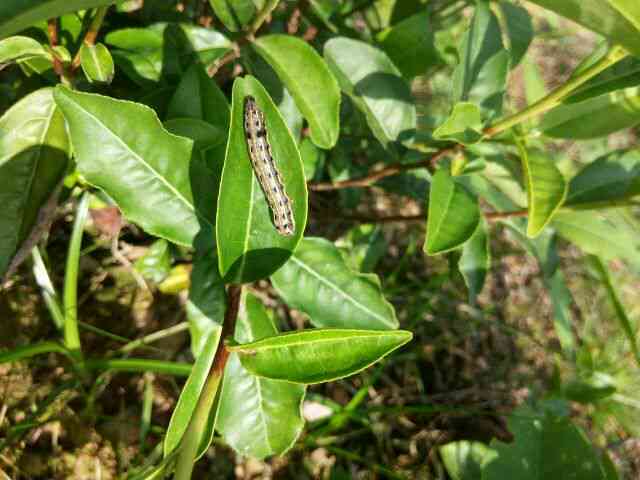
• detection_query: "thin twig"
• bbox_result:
[47,18,65,78]
[309,146,459,191]
[71,6,110,71]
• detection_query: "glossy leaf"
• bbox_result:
[433,102,483,145]
[0,0,116,38]
[208,0,255,32]
[271,237,398,330]
[164,118,226,152]
[459,220,490,305]
[440,441,494,480]
[484,407,607,479]
[254,34,340,149]
[134,239,171,283]
[568,54,640,103]
[520,147,567,237]
[0,35,51,64]
[425,169,480,255]
[0,88,69,277]
[230,329,412,384]
[79,42,114,83]
[527,0,640,57]
[164,327,221,457]
[566,149,640,205]
[324,37,416,150]
[187,244,225,357]
[452,1,510,122]
[378,10,439,78]
[540,86,640,138]
[217,292,305,459]
[216,76,307,283]
[54,86,212,246]
[299,138,324,181]
[553,211,640,267]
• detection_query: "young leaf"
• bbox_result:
[0,35,52,64]
[79,42,114,83]
[217,292,305,459]
[216,75,307,283]
[271,237,398,330]
[452,0,510,122]
[229,329,412,384]
[134,239,171,283]
[208,0,255,32]
[324,37,416,150]
[377,10,440,78]
[439,441,494,480]
[433,102,483,145]
[254,34,341,149]
[540,86,640,139]
[520,147,567,237]
[566,149,640,205]
[425,169,480,255]
[0,88,69,277]
[458,219,490,305]
[163,327,221,458]
[54,86,212,247]
[526,0,640,57]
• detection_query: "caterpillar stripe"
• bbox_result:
[243,95,295,236]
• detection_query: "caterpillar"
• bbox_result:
[243,95,295,236]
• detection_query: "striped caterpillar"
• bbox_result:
[243,95,295,236]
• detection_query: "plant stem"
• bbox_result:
[71,6,110,71]
[483,45,629,138]
[32,246,65,330]
[64,192,89,367]
[84,358,192,376]
[174,284,243,480]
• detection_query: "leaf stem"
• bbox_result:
[174,284,243,480]
[64,192,89,367]
[71,6,110,71]
[483,45,629,138]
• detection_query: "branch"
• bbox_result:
[309,146,459,191]
[71,6,110,72]
[47,18,65,78]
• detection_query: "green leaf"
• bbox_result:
[459,219,490,305]
[377,10,440,78]
[590,256,640,366]
[0,0,116,38]
[163,327,221,458]
[208,0,255,32]
[230,329,412,384]
[483,406,607,479]
[433,102,483,145]
[134,239,172,284]
[217,292,305,459]
[299,138,324,181]
[271,237,398,330]
[440,441,494,480]
[0,88,69,277]
[497,2,533,67]
[216,76,307,283]
[452,1,510,122]
[520,147,567,237]
[164,118,226,152]
[553,210,640,267]
[187,244,226,357]
[540,86,640,139]
[526,0,640,57]
[566,149,640,205]
[568,53,640,103]
[254,35,340,149]
[54,86,212,247]
[0,35,51,64]
[425,169,480,255]
[79,42,114,83]
[324,36,416,150]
